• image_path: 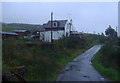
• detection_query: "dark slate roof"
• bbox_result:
[0,31,18,35]
[43,20,68,28]
[13,29,28,32]
[39,27,45,32]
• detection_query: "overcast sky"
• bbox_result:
[2,2,118,34]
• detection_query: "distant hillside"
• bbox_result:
[2,26,26,32]
[2,23,43,32]
[2,23,43,29]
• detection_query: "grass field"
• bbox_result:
[2,26,26,32]
[0,54,1,69]
[2,38,88,81]
[0,55,1,74]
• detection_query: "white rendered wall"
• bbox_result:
[64,21,71,37]
[43,30,64,42]
[53,30,64,40]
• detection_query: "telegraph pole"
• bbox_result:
[51,12,53,42]
[116,26,117,32]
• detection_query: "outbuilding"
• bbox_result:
[13,29,30,36]
[0,31,18,39]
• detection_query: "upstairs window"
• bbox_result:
[53,22,58,27]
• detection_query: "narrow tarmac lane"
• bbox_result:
[57,45,106,81]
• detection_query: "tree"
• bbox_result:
[105,25,117,37]
[105,25,118,45]
[101,33,105,36]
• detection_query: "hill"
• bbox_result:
[1,22,43,32]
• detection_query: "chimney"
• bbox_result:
[70,19,72,31]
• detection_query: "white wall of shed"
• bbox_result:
[42,30,64,42]
[53,30,64,40]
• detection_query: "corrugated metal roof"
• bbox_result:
[0,31,18,35]
[13,29,28,32]
[43,20,68,28]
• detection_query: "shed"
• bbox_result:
[13,29,30,36]
[0,31,18,39]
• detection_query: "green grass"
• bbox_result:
[2,26,26,32]
[92,50,119,81]
[2,39,87,81]
[0,60,1,74]
[0,39,2,74]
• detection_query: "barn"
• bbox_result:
[13,29,30,36]
[0,31,18,39]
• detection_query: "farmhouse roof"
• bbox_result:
[43,20,68,28]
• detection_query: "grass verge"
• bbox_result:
[92,50,119,81]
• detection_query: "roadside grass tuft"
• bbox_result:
[92,48,119,81]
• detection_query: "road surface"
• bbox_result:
[57,45,106,81]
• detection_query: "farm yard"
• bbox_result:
[1,22,120,81]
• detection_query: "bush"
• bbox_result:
[93,45,120,81]
[2,38,83,81]
[99,45,119,69]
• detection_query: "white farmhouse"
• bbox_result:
[40,20,72,42]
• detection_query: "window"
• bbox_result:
[53,22,57,27]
